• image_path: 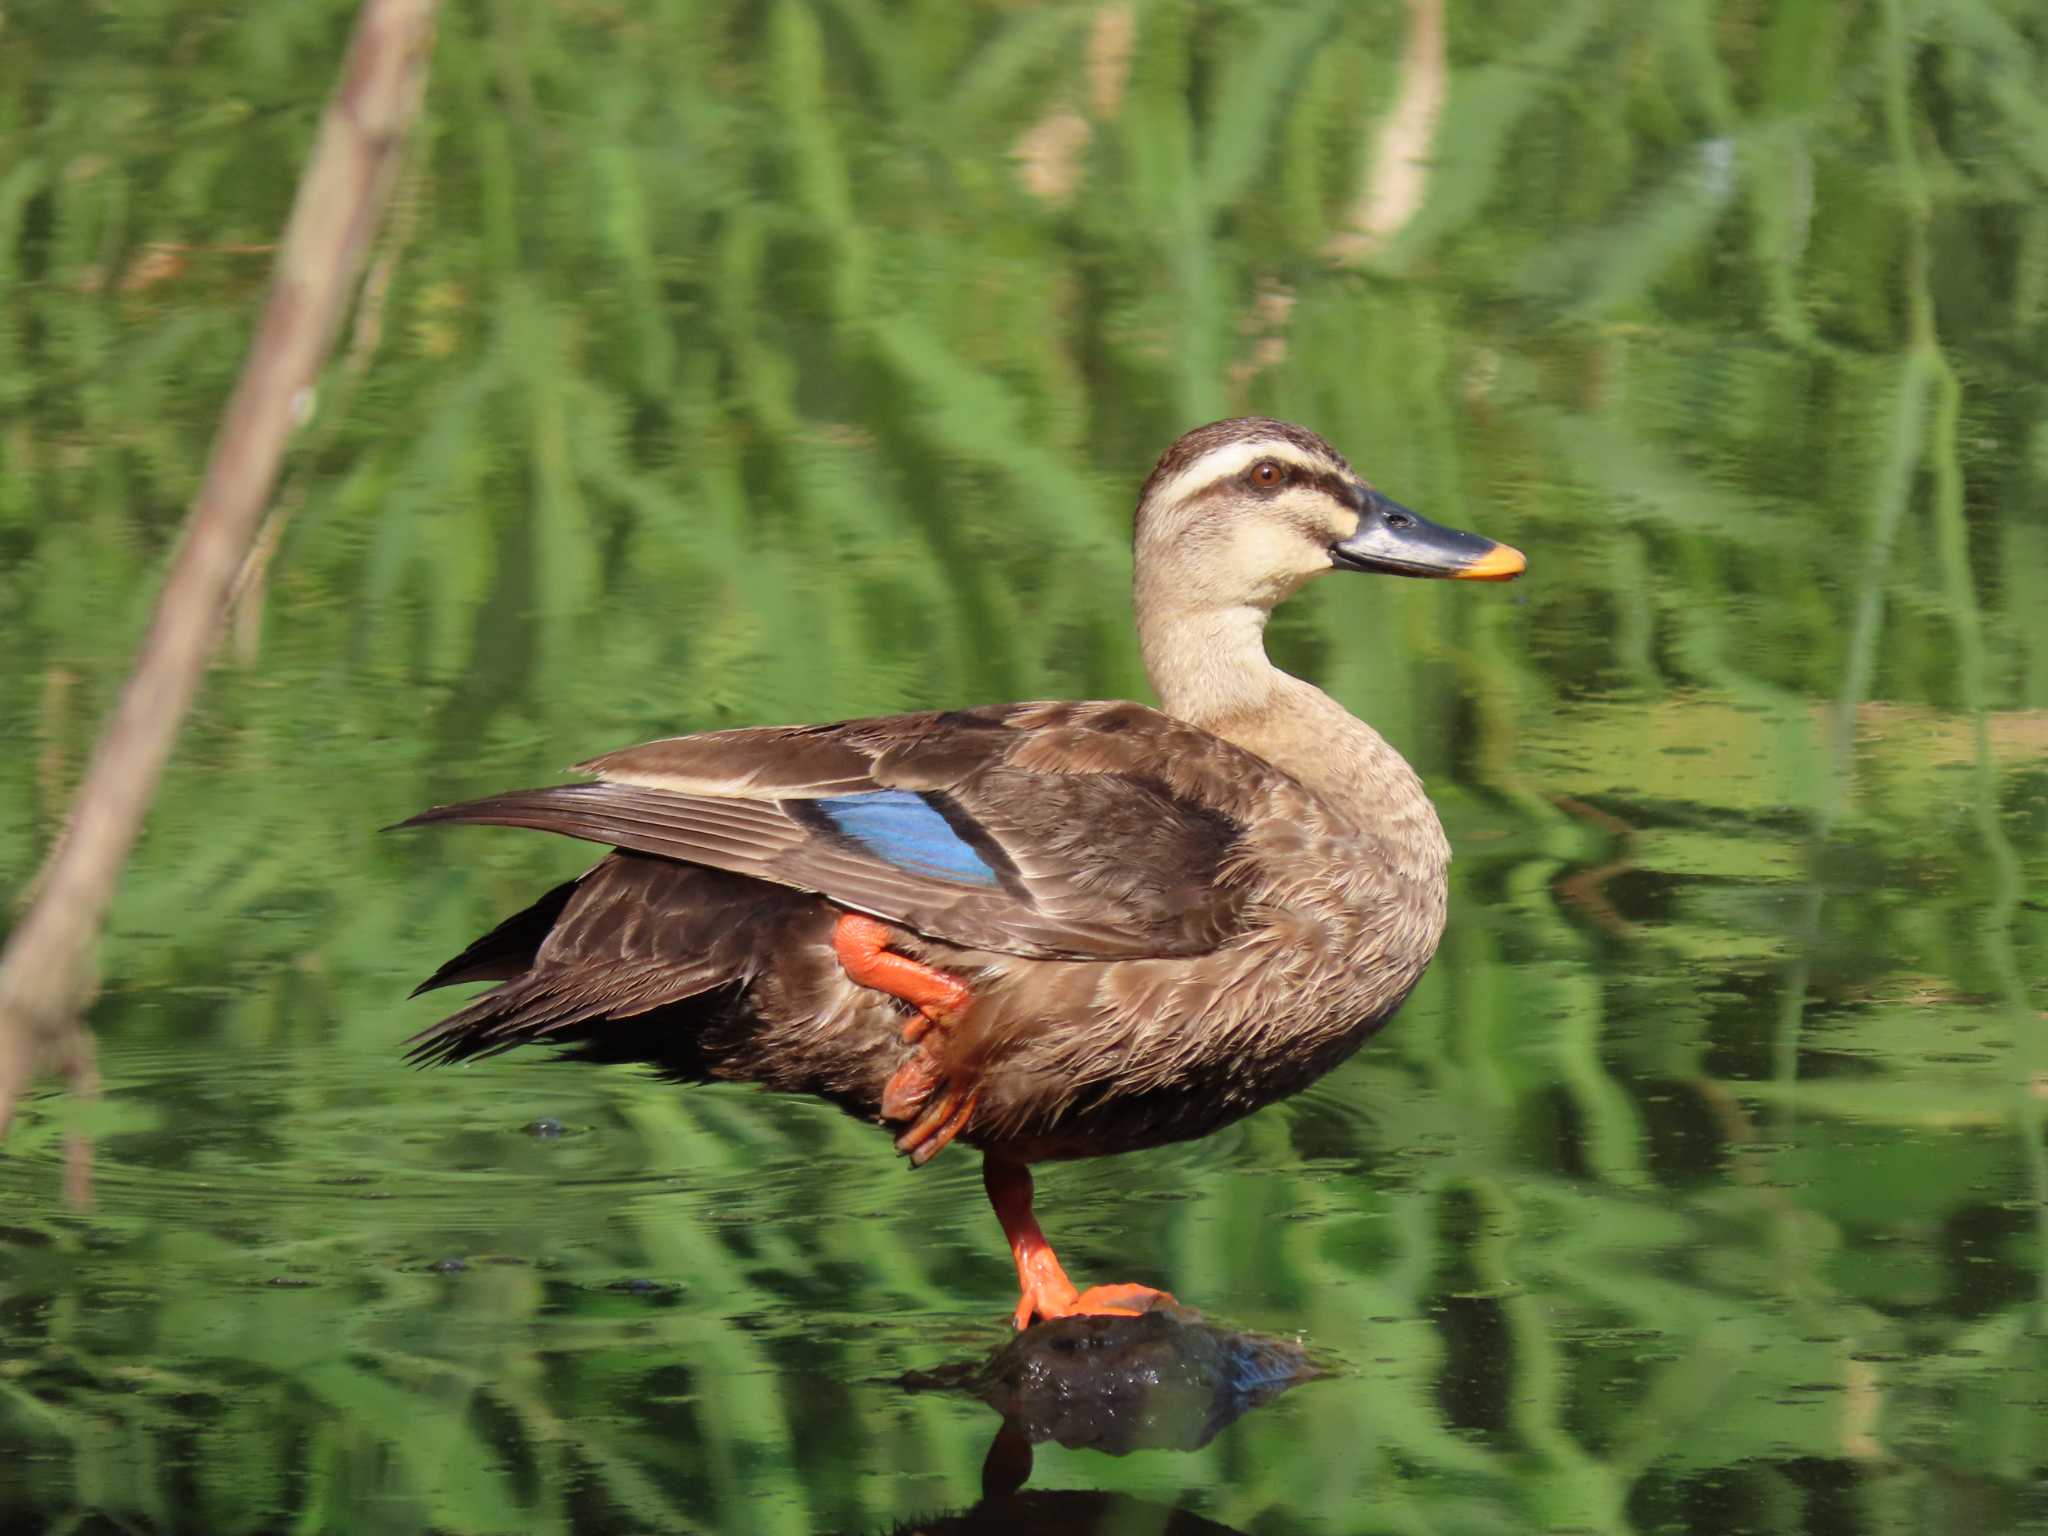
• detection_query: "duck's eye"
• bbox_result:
[1248,459,1284,488]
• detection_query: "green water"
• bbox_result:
[5,1,2048,1531]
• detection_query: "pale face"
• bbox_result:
[1133,418,1524,611]
[1135,428,1371,610]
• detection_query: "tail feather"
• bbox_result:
[411,877,579,996]
[403,850,802,1072]
[404,960,732,1067]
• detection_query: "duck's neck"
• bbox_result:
[1138,603,1284,726]
[1138,600,1450,881]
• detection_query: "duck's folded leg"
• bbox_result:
[983,1156,1176,1330]
[832,912,979,1154]
[831,913,972,1039]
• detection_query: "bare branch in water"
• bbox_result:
[0,0,443,1159]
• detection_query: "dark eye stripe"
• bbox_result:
[1178,459,1355,508]
[1307,469,1358,504]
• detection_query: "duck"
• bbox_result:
[398,417,1524,1329]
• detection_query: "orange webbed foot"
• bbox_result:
[985,1156,1176,1330]
[1064,1283,1177,1318]
[1009,1271,1177,1331]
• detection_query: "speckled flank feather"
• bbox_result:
[400,417,1485,1164]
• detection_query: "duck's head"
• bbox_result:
[1133,417,1524,615]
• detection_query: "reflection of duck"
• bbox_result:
[400,418,1523,1325]
[877,1491,1252,1536]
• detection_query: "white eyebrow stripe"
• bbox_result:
[1149,440,1332,510]
[589,769,784,797]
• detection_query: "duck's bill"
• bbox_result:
[1330,494,1526,581]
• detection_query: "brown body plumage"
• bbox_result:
[400,418,1523,1323]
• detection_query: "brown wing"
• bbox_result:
[396,701,1277,960]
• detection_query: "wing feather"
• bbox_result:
[399,703,1279,959]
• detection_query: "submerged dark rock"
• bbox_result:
[905,1305,1316,1460]
[898,1303,1318,1524]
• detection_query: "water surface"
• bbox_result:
[4,3,2046,1532]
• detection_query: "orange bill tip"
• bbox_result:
[1454,541,1526,581]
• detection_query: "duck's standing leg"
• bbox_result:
[983,1156,1175,1330]
[831,913,980,1165]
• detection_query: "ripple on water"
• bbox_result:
[0,1040,1007,1298]
[0,1032,1424,1354]
[1,1042,827,1226]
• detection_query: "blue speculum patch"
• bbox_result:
[816,790,1001,886]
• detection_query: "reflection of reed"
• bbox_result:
[1011,4,1136,207]
[1549,794,1638,937]
[1326,0,1445,263]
